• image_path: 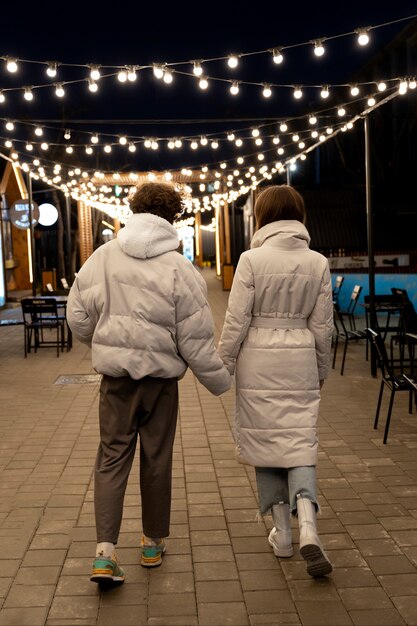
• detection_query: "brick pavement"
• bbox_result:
[0,268,416,626]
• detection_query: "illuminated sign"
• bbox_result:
[10,199,39,230]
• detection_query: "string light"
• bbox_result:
[350,85,360,96]
[85,146,93,154]
[337,106,346,116]
[313,40,325,57]
[262,84,272,98]
[46,62,58,77]
[272,136,280,144]
[227,54,239,68]
[118,69,127,82]
[127,67,137,81]
[175,139,182,148]
[128,143,136,152]
[199,77,209,90]
[235,138,243,147]
[104,145,112,153]
[34,126,43,136]
[6,58,18,73]
[90,65,101,81]
[153,64,164,79]
[64,129,71,140]
[119,136,127,145]
[227,133,235,141]
[91,134,99,144]
[23,88,34,101]
[0,91,5,103]
[309,115,317,125]
[409,78,417,89]
[163,69,174,84]
[88,80,98,93]
[211,141,219,149]
[41,142,49,150]
[271,48,284,64]
[230,81,240,95]
[200,136,208,146]
[356,28,370,46]
[367,96,376,106]
[320,85,330,99]
[65,146,73,154]
[55,84,65,97]
[192,62,203,76]
[280,122,288,132]
[398,80,408,95]
[190,140,198,150]
[377,81,387,92]
[5,121,14,131]
[293,86,303,99]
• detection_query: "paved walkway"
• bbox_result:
[0,269,416,626]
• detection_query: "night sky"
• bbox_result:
[1,0,416,174]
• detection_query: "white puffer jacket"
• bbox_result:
[67,213,230,396]
[219,220,333,467]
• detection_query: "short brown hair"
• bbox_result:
[129,182,185,223]
[254,185,306,229]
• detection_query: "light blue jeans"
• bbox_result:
[255,466,317,516]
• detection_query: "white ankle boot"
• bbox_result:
[296,496,332,577]
[268,503,293,557]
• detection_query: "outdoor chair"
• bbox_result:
[389,300,417,373]
[332,275,344,308]
[332,305,368,375]
[367,328,415,444]
[339,284,362,330]
[21,297,66,358]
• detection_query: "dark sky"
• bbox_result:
[1,0,416,173]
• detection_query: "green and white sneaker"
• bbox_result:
[140,536,166,567]
[90,553,125,585]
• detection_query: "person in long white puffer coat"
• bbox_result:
[67,182,230,583]
[219,185,333,578]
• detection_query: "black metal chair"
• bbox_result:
[340,285,362,330]
[390,300,417,373]
[332,306,368,375]
[21,297,66,358]
[332,275,344,308]
[367,328,415,444]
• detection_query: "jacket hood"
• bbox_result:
[117,213,179,259]
[250,220,311,249]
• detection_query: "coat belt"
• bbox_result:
[250,317,308,329]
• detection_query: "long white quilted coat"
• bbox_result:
[67,213,230,396]
[218,220,333,467]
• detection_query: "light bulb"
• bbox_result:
[175,139,182,148]
[6,58,18,73]
[326,127,333,134]
[311,130,318,138]
[220,162,227,169]
[350,85,360,97]
[88,80,98,92]
[144,139,151,148]
[279,122,288,132]
[309,115,317,125]
[319,135,326,142]
[293,86,303,99]
[118,69,127,82]
[85,146,93,154]
[313,40,325,57]
[128,143,136,152]
[66,146,73,153]
[199,77,209,90]
[5,140,12,148]
[151,141,158,150]
[211,141,219,149]
[257,154,265,161]
[399,80,408,95]
[271,48,283,64]
[119,136,127,145]
[235,138,243,147]
[5,121,14,131]
[300,154,307,161]
[299,141,305,149]
[230,81,239,95]
[46,62,57,77]
[227,133,235,141]
[168,140,175,149]
[0,91,5,103]
[377,81,387,92]
[200,136,208,146]
[255,138,263,146]
[262,84,272,98]
[153,64,164,79]
[193,62,203,76]
[23,88,33,101]
[292,134,299,142]
[190,141,198,150]
[41,142,49,150]
[272,136,280,144]
[409,79,417,90]
[227,54,239,68]
[163,70,173,84]
[90,66,101,81]
[237,157,244,164]
[127,67,137,81]
[337,107,346,116]
[91,134,99,144]
[357,28,370,46]
[104,145,112,153]
[64,129,71,140]
[55,84,65,97]
[347,122,353,129]
[25,143,33,151]
[367,96,376,106]
[320,86,329,99]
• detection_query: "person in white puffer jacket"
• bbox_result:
[67,182,230,584]
[219,185,334,578]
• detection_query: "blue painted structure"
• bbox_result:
[332,274,417,312]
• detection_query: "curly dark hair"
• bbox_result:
[129,182,185,224]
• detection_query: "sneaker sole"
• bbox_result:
[90,573,125,585]
[140,545,166,568]
[300,544,333,577]
[268,536,294,558]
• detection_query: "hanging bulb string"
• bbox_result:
[1,13,416,74]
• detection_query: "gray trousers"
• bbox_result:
[255,466,317,515]
[95,374,178,544]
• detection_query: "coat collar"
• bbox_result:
[250,220,310,249]
[117,213,179,259]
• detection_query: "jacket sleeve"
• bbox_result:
[218,253,255,375]
[175,266,231,396]
[307,261,334,380]
[66,277,95,346]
